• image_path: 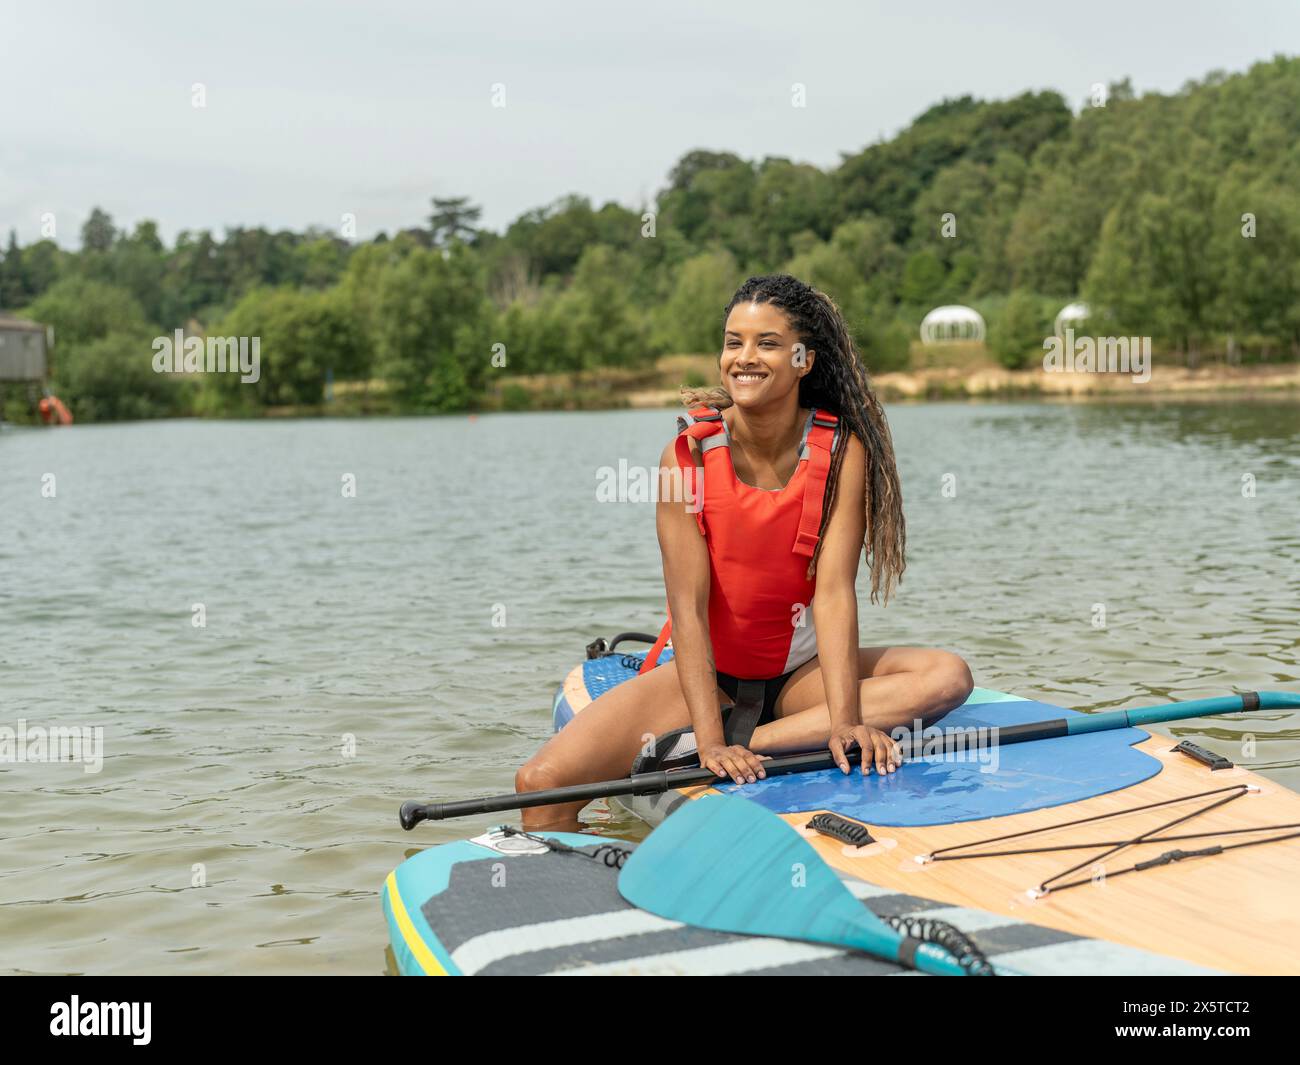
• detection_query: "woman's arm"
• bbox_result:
[656,439,765,784]
[810,434,891,772]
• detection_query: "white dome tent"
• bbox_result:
[1054,301,1090,337]
[920,305,986,344]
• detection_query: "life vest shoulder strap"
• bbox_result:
[793,409,841,558]
[676,406,728,442]
[673,406,727,536]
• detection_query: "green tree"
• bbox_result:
[21,241,63,302]
[428,197,483,247]
[504,195,603,280]
[989,289,1050,369]
[205,286,367,408]
[0,230,32,308]
[653,248,738,353]
[856,312,912,373]
[656,152,758,261]
[108,221,167,324]
[748,157,835,263]
[495,286,572,374]
[293,235,351,289]
[28,277,183,422]
[1213,178,1300,351]
[54,332,187,422]
[554,245,645,369]
[1084,163,1221,360]
[837,91,1071,243]
[373,244,494,409]
[827,216,904,307]
[899,249,947,307]
[81,207,116,253]
[27,275,152,346]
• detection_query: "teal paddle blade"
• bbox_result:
[618,794,975,976]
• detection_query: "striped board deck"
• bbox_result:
[383,830,1220,976]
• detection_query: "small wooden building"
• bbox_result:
[0,316,49,381]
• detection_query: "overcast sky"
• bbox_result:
[2,0,1296,248]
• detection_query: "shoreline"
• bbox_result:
[610,360,1300,411]
[11,358,1298,426]
[869,363,1300,403]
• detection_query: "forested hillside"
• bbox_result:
[3,56,1298,420]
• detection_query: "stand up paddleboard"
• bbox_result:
[548,637,1300,975]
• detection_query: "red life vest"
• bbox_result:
[640,405,842,680]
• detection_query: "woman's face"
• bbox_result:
[721,301,814,409]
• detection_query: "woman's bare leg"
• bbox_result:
[516,647,970,829]
[748,646,974,755]
[516,659,715,831]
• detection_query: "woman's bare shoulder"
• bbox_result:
[839,429,865,463]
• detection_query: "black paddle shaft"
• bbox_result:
[398,690,1300,828]
[399,751,838,828]
[397,721,1075,828]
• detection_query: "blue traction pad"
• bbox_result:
[553,649,675,730]
[584,649,674,699]
[718,696,1156,826]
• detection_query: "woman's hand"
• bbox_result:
[700,743,767,785]
[828,723,902,776]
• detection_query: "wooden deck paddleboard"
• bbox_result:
[554,651,1300,975]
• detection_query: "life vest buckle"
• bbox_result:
[812,412,839,429]
[792,529,820,557]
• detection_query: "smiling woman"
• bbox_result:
[515,274,974,828]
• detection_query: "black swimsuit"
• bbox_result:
[715,665,806,736]
[630,664,810,775]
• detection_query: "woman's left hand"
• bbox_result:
[828,723,902,776]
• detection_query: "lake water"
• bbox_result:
[1,400,1298,974]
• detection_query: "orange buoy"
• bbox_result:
[39,394,74,425]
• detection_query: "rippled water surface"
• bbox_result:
[1,401,1298,974]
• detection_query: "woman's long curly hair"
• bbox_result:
[682,274,906,604]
